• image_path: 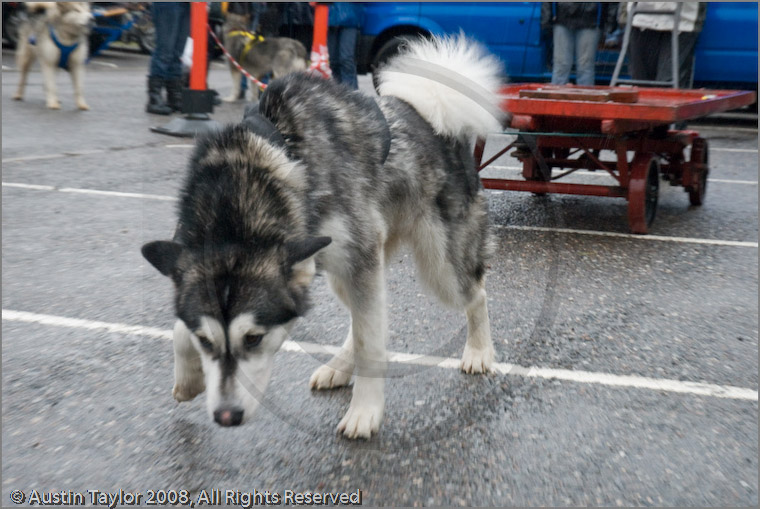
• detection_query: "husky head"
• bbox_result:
[31,2,94,30]
[224,12,251,33]
[142,236,331,426]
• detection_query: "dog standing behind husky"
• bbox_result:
[142,35,505,439]
[13,2,93,110]
[221,12,308,102]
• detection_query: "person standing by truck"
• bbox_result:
[541,2,617,86]
[146,2,190,115]
[327,2,364,89]
[624,2,707,89]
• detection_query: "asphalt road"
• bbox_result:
[2,49,758,507]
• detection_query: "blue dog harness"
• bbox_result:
[28,25,80,71]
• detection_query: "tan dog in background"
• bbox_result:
[13,2,94,110]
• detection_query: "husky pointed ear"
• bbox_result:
[141,241,185,277]
[286,236,332,266]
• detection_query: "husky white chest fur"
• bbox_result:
[142,35,505,439]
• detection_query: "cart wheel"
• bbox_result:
[628,153,660,234]
[528,147,553,196]
[688,137,709,206]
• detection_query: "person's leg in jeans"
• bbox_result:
[327,28,341,83]
[336,26,358,89]
[574,27,600,86]
[551,24,574,85]
[168,4,189,80]
[163,3,190,111]
[149,2,174,79]
[147,2,176,114]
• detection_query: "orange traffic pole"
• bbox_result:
[189,2,208,90]
[309,3,331,78]
[312,3,329,51]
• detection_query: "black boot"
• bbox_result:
[146,76,172,115]
[165,78,184,113]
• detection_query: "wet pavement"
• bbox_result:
[2,48,758,506]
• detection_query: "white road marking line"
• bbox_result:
[58,187,179,201]
[2,182,178,201]
[1,182,56,191]
[2,310,172,340]
[711,147,758,153]
[63,149,105,156]
[698,125,758,133]
[3,145,752,164]
[2,143,173,163]
[4,181,755,247]
[710,178,758,185]
[2,153,82,163]
[3,149,108,163]
[4,309,757,401]
[497,225,758,248]
[90,61,119,69]
[486,165,758,185]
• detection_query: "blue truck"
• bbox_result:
[357,2,758,91]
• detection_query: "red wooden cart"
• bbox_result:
[474,85,756,233]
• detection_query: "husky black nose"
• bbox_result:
[214,408,244,427]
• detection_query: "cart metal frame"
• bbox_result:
[475,84,756,233]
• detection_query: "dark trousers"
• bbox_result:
[629,28,700,88]
[328,27,359,89]
[149,2,190,80]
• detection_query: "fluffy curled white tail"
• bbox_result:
[377,34,505,139]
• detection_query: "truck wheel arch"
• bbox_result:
[370,27,431,91]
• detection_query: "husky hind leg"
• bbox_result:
[460,279,494,373]
[39,57,61,109]
[224,64,243,102]
[69,47,89,110]
[13,30,35,101]
[410,204,494,374]
[172,320,206,402]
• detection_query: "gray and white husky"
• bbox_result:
[222,12,308,102]
[142,35,505,439]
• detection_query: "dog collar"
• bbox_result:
[227,30,265,63]
[48,25,79,71]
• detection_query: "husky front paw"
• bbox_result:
[337,403,383,439]
[460,344,494,374]
[309,364,352,390]
[46,99,61,110]
[76,100,90,111]
[172,379,205,402]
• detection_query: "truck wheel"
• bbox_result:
[371,34,424,92]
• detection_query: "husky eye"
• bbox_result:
[196,334,214,352]
[243,334,263,350]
